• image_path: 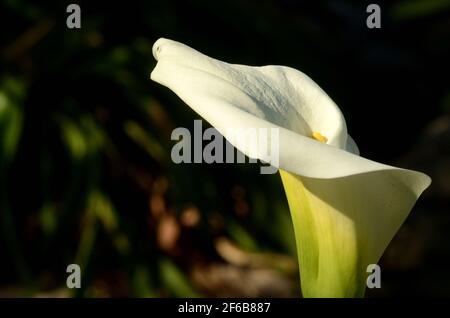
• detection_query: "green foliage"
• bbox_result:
[0,0,448,297]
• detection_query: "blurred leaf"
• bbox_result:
[59,117,88,162]
[0,77,24,167]
[39,202,57,236]
[391,0,450,20]
[159,258,201,297]
[226,220,259,252]
[124,120,167,163]
[91,191,130,255]
[131,265,157,297]
[91,191,118,232]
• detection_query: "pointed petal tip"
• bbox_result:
[421,172,432,192]
[151,38,173,81]
[408,168,432,193]
[152,38,170,61]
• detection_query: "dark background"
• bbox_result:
[0,0,449,297]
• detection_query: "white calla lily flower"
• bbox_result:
[150,38,431,297]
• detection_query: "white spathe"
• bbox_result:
[150,38,431,297]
